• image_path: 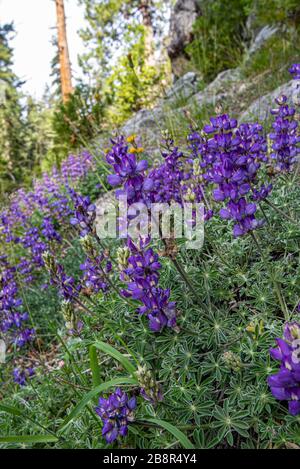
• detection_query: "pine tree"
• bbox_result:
[78,0,170,83]
[78,0,171,124]
[0,23,26,194]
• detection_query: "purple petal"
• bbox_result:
[107,174,122,186]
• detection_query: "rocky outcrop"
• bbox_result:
[167,0,202,77]
[188,68,242,108]
[121,107,163,136]
[240,80,300,122]
[164,72,200,104]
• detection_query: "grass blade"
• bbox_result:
[144,418,195,449]
[89,345,101,387]
[0,403,22,417]
[93,340,137,375]
[0,435,58,443]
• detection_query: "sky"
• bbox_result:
[0,0,86,98]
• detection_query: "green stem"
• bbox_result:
[259,202,271,227]
[250,231,289,320]
[264,199,298,225]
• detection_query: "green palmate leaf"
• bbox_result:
[143,418,195,449]
[89,345,101,388]
[0,435,58,443]
[59,376,138,433]
[93,340,137,374]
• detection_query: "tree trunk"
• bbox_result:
[55,0,73,102]
[139,0,155,67]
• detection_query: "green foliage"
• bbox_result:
[0,23,16,84]
[0,23,27,194]
[78,0,169,79]
[253,0,300,26]
[0,81,25,193]
[186,0,251,82]
[76,164,104,202]
[105,26,168,125]
[78,0,171,125]
[52,84,106,162]
[22,97,57,180]
[242,27,300,78]
[186,0,300,84]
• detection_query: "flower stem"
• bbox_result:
[264,199,298,225]
[259,202,271,226]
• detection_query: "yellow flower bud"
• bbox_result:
[128,147,137,154]
[126,134,137,143]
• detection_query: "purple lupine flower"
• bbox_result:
[106,136,152,203]
[13,367,35,386]
[268,322,300,416]
[197,115,269,237]
[0,257,35,349]
[61,151,94,184]
[269,95,300,172]
[95,388,136,443]
[20,226,48,268]
[41,217,61,243]
[106,138,179,332]
[138,287,177,332]
[69,189,96,237]
[147,145,186,204]
[120,238,177,332]
[79,235,112,294]
[289,64,300,80]
[121,238,161,286]
[203,114,237,134]
[251,183,273,202]
[220,198,264,237]
[14,328,35,348]
[42,252,81,301]
[52,264,81,300]
[80,256,110,293]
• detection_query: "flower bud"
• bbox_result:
[137,365,163,403]
[42,251,56,275]
[117,246,130,271]
[222,351,242,372]
[184,187,196,202]
[80,235,95,256]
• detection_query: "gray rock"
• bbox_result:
[164,72,200,103]
[205,68,242,95]
[240,80,300,122]
[119,107,166,150]
[247,25,279,56]
[188,68,242,108]
[121,107,163,136]
[167,0,202,76]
